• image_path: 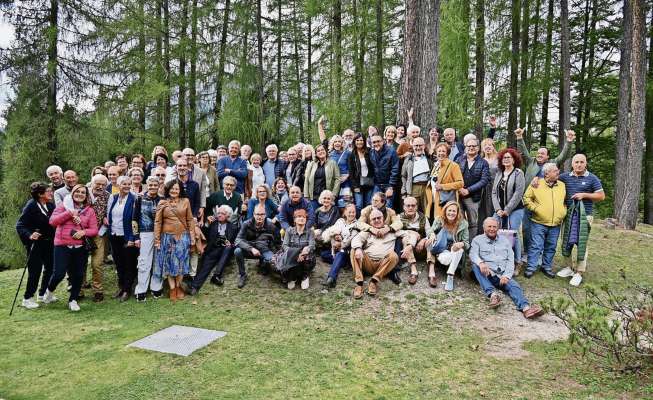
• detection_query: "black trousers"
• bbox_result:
[48,246,87,302]
[192,246,235,290]
[24,240,54,299]
[109,235,138,294]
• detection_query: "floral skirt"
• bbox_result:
[154,232,191,278]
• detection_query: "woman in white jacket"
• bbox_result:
[320,203,359,288]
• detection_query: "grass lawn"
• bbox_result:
[1,222,652,399]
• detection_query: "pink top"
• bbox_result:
[50,204,99,246]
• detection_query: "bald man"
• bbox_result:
[54,170,79,206]
[556,153,605,287]
[350,209,400,299]
[470,218,544,319]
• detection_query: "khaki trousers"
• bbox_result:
[350,251,398,283]
[89,235,107,294]
[562,215,594,273]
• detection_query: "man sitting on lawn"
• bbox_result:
[350,209,400,299]
[470,217,544,319]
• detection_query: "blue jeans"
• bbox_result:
[472,264,529,310]
[527,222,561,273]
[327,250,350,280]
[234,247,273,273]
[354,188,373,216]
[493,208,524,262]
[429,229,450,255]
[373,184,394,210]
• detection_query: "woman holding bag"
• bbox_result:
[491,147,526,275]
[424,143,464,222]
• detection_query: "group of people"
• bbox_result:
[15,113,604,320]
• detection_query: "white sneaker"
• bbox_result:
[287,281,296,290]
[557,267,574,278]
[21,298,39,309]
[569,273,583,287]
[300,277,310,290]
[68,300,80,312]
[43,290,58,304]
[37,295,44,302]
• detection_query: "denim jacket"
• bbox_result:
[133,194,161,233]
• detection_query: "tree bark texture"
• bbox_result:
[47,0,59,157]
[508,0,520,147]
[375,0,384,129]
[645,5,653,224]
[213,0,230,146]
[559,0,571,149]
[474,0,485,138]
[539,0,554,147]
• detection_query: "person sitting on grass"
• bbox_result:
[275,208,316,290]
[350,209,400,299]
[396,196,436,286]
[278,185,315,231]
[470,218,544,319]
[427,201,469,291]
[189,205,242,294]
[234,204,281,276]
[320,203,359,288]
[313,189,340,245]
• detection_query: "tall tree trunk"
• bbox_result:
[188,0,198,149]
[645,4,653,224]
[539,0,554,147]
[213,0,230,146]
[333,0,342,131]
[574,0,592,150]
[507,0,520,147]
[614,0,647,229]
[398,0,441,129]
[473,0,485,138]
[256,0,266,149]
[292,0,304,141]
[374,0,384,129]
[559,0,571,149]
[307,14,313,128]
[519,0,530,130]
[352,0,365,132]
[582,0,598,145]
[163,0,171,140]
[137,0,146,132]
[156,0,164,138]
[526,0,541,147]
[276,0,282,138]
[178,0,189,148]
[47,0,59,157]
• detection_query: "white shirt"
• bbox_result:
[250,165,266,191]
[359,155,368,177]
[110,196,126,236]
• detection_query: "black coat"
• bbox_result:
[347,150,375,190]
[16,199,56,248]
[205,220,239,250]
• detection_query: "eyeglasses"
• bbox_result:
[155,173,166,177]
[223,183,235,187]
[183,153,195,157]
[404,204,417,207]
[466,145,478,148]
[372,140,382,144]
[254,213,266,217]
[371,216,383,221]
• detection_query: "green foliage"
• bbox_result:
[545,271,653,374]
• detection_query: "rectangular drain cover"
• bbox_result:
[128,325,227,356]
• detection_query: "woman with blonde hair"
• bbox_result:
[479,137,499,230]
[246,184,278,221]
[427,201,469,291]
[293,144,314,188]
[424,143,464,221]
[128,167,145,195]
[197,151,219,194]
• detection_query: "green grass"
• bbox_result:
[1,222,652,399]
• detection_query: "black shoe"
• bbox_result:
[151,290,163,299]
[322,276,335,287]
[524,270,534,279]
[135,293,146,302]
[389,270,402,285]
[542,269,556,279]
[211,275,224,286]
[237,275,247,289]
[258,263,270,275]
[188,287,198,296]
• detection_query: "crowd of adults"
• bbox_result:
[16,112,604,320]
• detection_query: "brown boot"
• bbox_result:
[353,285,364,299]
[523,304,544,319]
[169,286,177,301]
[367,280,378,296]
[176,286,185,300]
[408,274,418,285]
[428,276,438,288]
[489,292,502,309]
[514,262,522,277]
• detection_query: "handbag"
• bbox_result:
[497,216,517,247]
[438,190,456,206]
[360,175,374,188]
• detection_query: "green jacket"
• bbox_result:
[303,159,341,200]
[427,217,470,251]
[561,200,590,263]
[517,138,573,184]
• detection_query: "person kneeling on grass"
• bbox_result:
[470,218,544,319]
[350,209,400,299]
[234,204,281,277]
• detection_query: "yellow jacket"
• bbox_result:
[523,179,567,226]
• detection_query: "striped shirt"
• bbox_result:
[558,171,603,215]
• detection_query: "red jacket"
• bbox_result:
[50,204,99,246]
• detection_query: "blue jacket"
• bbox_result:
[278,197,315,230]
[108,192,138,241]
[370,144,399,186]
[132,193,161,233]
[247,198,279,219]
[217,156,249,194]
[458,154,491,202]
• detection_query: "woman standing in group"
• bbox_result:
[154,180,196,301]
[428,201,469,291]
[15,183,56,309]
[491,147,526,275]
[277,208,315,290]
[248,153,266,198]
[128,167,145,195]
[197,150,219,194]
[478,137,499,230]
[146,146,168,177]
[107,176,139,301]
[247,184,279,222]
[329,135,352,207]
[426,127,441,162]
[303,144,341,211]
[348,133,375,215]
[43,184,98,311]
[424,143,464,221]
[293,144,314,189]
[271,177,289,207]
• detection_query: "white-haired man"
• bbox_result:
[217,140,249,194]
[262,143,285,187]
[46,165,65,190]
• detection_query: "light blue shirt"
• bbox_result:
[262,159,278,187]
[470,234,515,278]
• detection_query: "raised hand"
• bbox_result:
[565,130,576,142]
[514,127,524,140]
